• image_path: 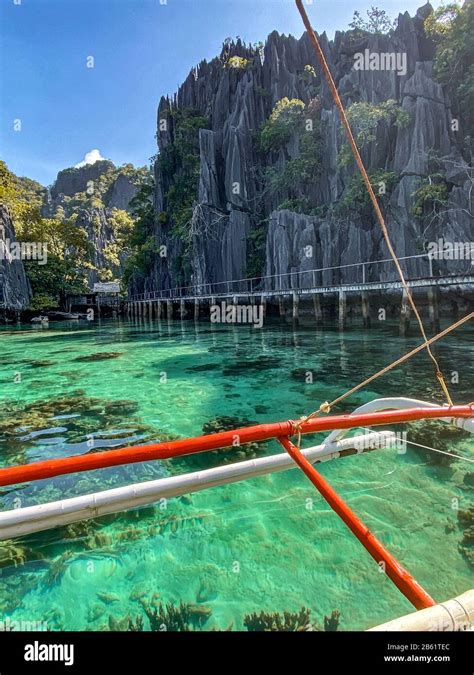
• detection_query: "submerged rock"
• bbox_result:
[108,614,131,631]
[87,604,106,623]
[97,592,120,604]
[74,352,124,362]
[0,390,155,455]
[130,584,150,602]
[222,357,281,376]
[457,506,474,567]
[24,359,57,368]
[188,603,212,625]
[185,363,221,372]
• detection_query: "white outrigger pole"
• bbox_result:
[0,430,396,540]
[1,397,473,629]
[2,397,472,541]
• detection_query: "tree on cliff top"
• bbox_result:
[0,161,91,310]
[424,1,474,140]
[349,7,396,35]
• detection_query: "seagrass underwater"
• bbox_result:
[0,318,472,631]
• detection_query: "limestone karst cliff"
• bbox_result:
[131,3,472,296]
[0,160,148,311]
[43,161,147,287]
[0,205,31,311]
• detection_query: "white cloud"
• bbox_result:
[75,149,106,168]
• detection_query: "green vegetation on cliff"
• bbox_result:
[338,100,410,168]
[259,97,307,153]
[260,97,324,214]
[1,161,91,310]
[425,1,474,139]
[157,107,210,241]
[122,181,156,290]
[0,160,150,309]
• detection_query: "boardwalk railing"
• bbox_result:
[130,253,472,302]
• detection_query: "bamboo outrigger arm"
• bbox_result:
[0,399,472,622]
[369,589,474,631]
[0,404,472,487]
[0,431,395,540]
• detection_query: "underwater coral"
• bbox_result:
[174,415,268,470]
[243,606,340,631]
[405,420,466,466]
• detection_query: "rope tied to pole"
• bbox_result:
[299,312,473,429]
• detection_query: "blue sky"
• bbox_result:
[0,0,441,186]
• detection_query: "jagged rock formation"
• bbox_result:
[43,161,143,286]
[0,205,31,310]
[74,208,123,283]
[50,161,116,200]
[104,173,139,211]
[135,3,472,295]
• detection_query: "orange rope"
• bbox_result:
[295,0,453,409]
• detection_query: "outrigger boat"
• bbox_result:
[2,0,472,633]
[0,396,473,630]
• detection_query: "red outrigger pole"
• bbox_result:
[279,436,436,610]
[0,405,471,488]
[1,404,472,611]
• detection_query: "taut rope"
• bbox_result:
[294,0,458,425]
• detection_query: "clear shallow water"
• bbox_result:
[0,317,472,631]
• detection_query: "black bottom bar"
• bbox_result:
[0,631,470,673]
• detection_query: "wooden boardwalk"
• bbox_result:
[127,252,473,332]
[130,272,473,303]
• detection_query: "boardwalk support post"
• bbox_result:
[361,291,370,328]
[292,291,299,322]
[313,293,322,322]
[428,287,440,332]
[338,289,346,329]
[400,289,411,336]
[279,296,285,319]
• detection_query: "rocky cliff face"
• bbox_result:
[0,205,31,311]
[136,2,472,295]
[50,161,116,200]
[43,162,142,287]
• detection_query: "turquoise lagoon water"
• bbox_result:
[0,317,472,631]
